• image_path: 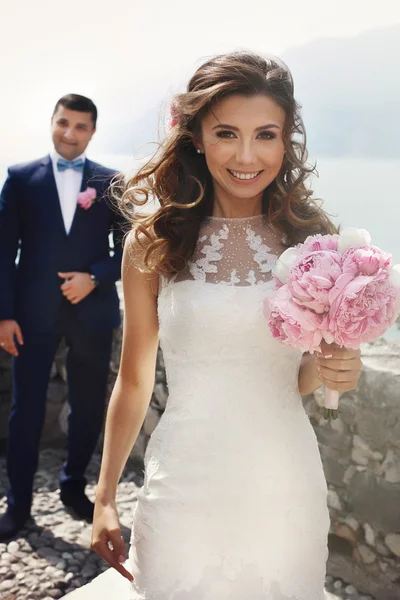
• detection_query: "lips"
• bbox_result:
[227,169,263,182]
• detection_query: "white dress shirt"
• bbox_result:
[51,149,86,234]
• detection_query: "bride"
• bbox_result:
[66,51,362,599]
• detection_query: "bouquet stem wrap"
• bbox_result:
[323,388,339,419]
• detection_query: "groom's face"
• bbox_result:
[51,106,96,160]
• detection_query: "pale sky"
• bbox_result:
[2,0,400,163]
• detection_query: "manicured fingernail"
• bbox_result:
[118,555,125,563]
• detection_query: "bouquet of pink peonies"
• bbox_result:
[264,228,400,418]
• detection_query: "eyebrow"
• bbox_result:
[57,118,88,128]
[212,123,281,131]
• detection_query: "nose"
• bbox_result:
[235,139,256,166]
[63,127,75,141]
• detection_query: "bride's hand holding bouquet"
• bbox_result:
[265,228,400,418]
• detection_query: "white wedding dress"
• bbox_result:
[66,215,330,600]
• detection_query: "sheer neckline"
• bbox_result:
[165,214,286,287]
[207,214,265,223]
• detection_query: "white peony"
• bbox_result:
[337,227,371,254]
[272,247,302,284]
[389,264,400,288]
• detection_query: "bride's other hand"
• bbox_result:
[91,499,133,582]
[316,341,362,393]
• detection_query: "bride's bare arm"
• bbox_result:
[96,236,159,503]
[91,235,159,578]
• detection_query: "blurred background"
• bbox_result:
[1,3,400,599]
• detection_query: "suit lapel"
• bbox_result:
[39,155,67,237]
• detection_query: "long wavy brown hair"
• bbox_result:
[119,51,337,275]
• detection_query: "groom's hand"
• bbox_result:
[58,272,96,304]
[0,320,24,357]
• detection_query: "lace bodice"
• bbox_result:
[172,214,286,286]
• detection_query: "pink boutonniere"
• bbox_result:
[77,187,97,210]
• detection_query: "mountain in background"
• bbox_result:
[99,24,400,159]
[282,24,400,159]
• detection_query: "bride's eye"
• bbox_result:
[216,130,236,139]
[257,131,276,140]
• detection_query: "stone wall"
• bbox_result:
[1,328,400,599]
[303,340,400,600]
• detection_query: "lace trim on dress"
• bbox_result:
[188,226,229,282]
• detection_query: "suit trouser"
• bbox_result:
[6,302,113,518]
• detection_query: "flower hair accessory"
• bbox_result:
[77,187,97,210]
[168,102,181,129]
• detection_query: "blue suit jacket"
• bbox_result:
[0,155,125,333]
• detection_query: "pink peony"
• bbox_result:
[287,250,342,314]
[264,286,325,353]
[77,187,97,210]
[299,233,339,255]
[341,245,392,277]
[328,270,400,348]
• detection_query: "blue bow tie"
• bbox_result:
[57,158,85,172]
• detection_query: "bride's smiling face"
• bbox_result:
[198,94,286,204]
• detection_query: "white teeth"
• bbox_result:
[230,170,261,180]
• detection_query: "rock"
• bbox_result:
[143,405,161,436]
[81,564,97,578]
[334,523,358,545]
[323,457,346,487]
[333,579,343,589]
[53,539,70,552]
[330,417,345,435]
[382,449,400,483]
[315,426,352,453]
[352,447,370,466]
[1,551,11,563]
[7,540,20,554]
[64,572,75,584]
[345,584,357,595]
[347,470,400,531]
[351,435,383,465]
[363,523,375,546]
[0,579,15,591]
[379,560,389,572]
[343,465,357,485]
[358,544,377,564]
[58,401,69,434]
[384,533,400,557]
[327,490,342,511]
[153,382,168,411]
[74,551,87,562]
[375,540,390,556]
[343,516,360,532]
[62,552,73,560]
[37,547,62,565]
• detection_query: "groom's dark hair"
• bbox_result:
[53,94,98,127]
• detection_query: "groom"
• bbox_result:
[0,94,125,541]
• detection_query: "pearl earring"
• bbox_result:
[197,148,202,154]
